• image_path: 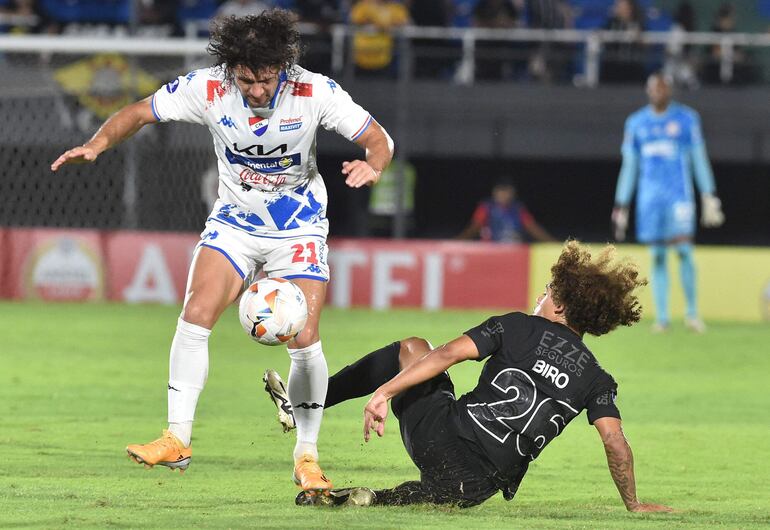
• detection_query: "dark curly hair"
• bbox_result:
[207,9,301,82]
[550,241,647,336]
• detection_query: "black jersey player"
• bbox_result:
[266,241,673,512]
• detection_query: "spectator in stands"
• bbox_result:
[703,2,755,85]
[606,0,643,32]
[408,0,451,26]
[407,0,454,79]
[0,0,43,33]
[452,0,479,28]
[600,0,646,84]
[473,0,520,28]
[458,180,555,243]
[293,0,342,73]
[526,0,573,83]
[529,0,572,28]
[293,0,341,26]
[673,0,695,32]
[136,0,178,36]
[349,0,411,77]
[216,0,273,18]
[663,1,699,89]
[176,0,219,35]
[473,0,524,80]
[712,3,736,32]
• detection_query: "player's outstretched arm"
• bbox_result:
[524,218,557,243]
[51,96,158,171]
[343,120,394,188]
[457,203,485,240]
[363,335,479,441]
[612,145,639,242]
[594,417,673,513]
[457,220,482,240]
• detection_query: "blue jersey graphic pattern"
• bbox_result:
[211,182,324,232]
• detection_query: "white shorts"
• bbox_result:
[196,217,330,283]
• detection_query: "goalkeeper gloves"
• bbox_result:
[611,205,629,242]
[700,193,725,228]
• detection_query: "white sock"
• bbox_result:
[167,317,210,447]
[287,341,328,462]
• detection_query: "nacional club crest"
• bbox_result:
[665,120,681,137]
[249,116,269,137]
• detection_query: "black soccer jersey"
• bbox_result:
[457,312,621,480]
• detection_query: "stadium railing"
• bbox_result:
[3,25,768,86]
[177,21,770,86]
[0,25,770,87]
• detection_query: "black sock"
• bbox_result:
[324,341,400,408]
[373,481,432,506]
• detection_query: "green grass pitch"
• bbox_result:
[1,301,769,529]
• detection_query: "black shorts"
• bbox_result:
[391,372,500,507]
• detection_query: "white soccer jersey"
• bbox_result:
[151,65,372,236]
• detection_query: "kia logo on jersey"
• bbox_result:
[249,116,269,137]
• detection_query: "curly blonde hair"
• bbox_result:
[550,241,647,336]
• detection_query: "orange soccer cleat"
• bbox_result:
[293,454,333,494]
[126,430,192,472]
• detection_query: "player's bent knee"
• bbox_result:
[181,303,220,329]
[399,337,432,367]
[402,336,431,352]
[290,325,321,349]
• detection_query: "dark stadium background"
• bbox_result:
[3,138,767,245]
[321,155,770,244]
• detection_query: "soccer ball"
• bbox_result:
[239,278,308,346]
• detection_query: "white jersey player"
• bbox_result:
[51,10,394,495]
[151,64,373,280]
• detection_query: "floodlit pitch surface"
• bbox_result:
[1,302,768,529]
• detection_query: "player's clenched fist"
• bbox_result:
[50,145,99,172]
[342,160,381,189]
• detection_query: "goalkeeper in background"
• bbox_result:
[611,73,724,333]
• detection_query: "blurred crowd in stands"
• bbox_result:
[1,0,769,85]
